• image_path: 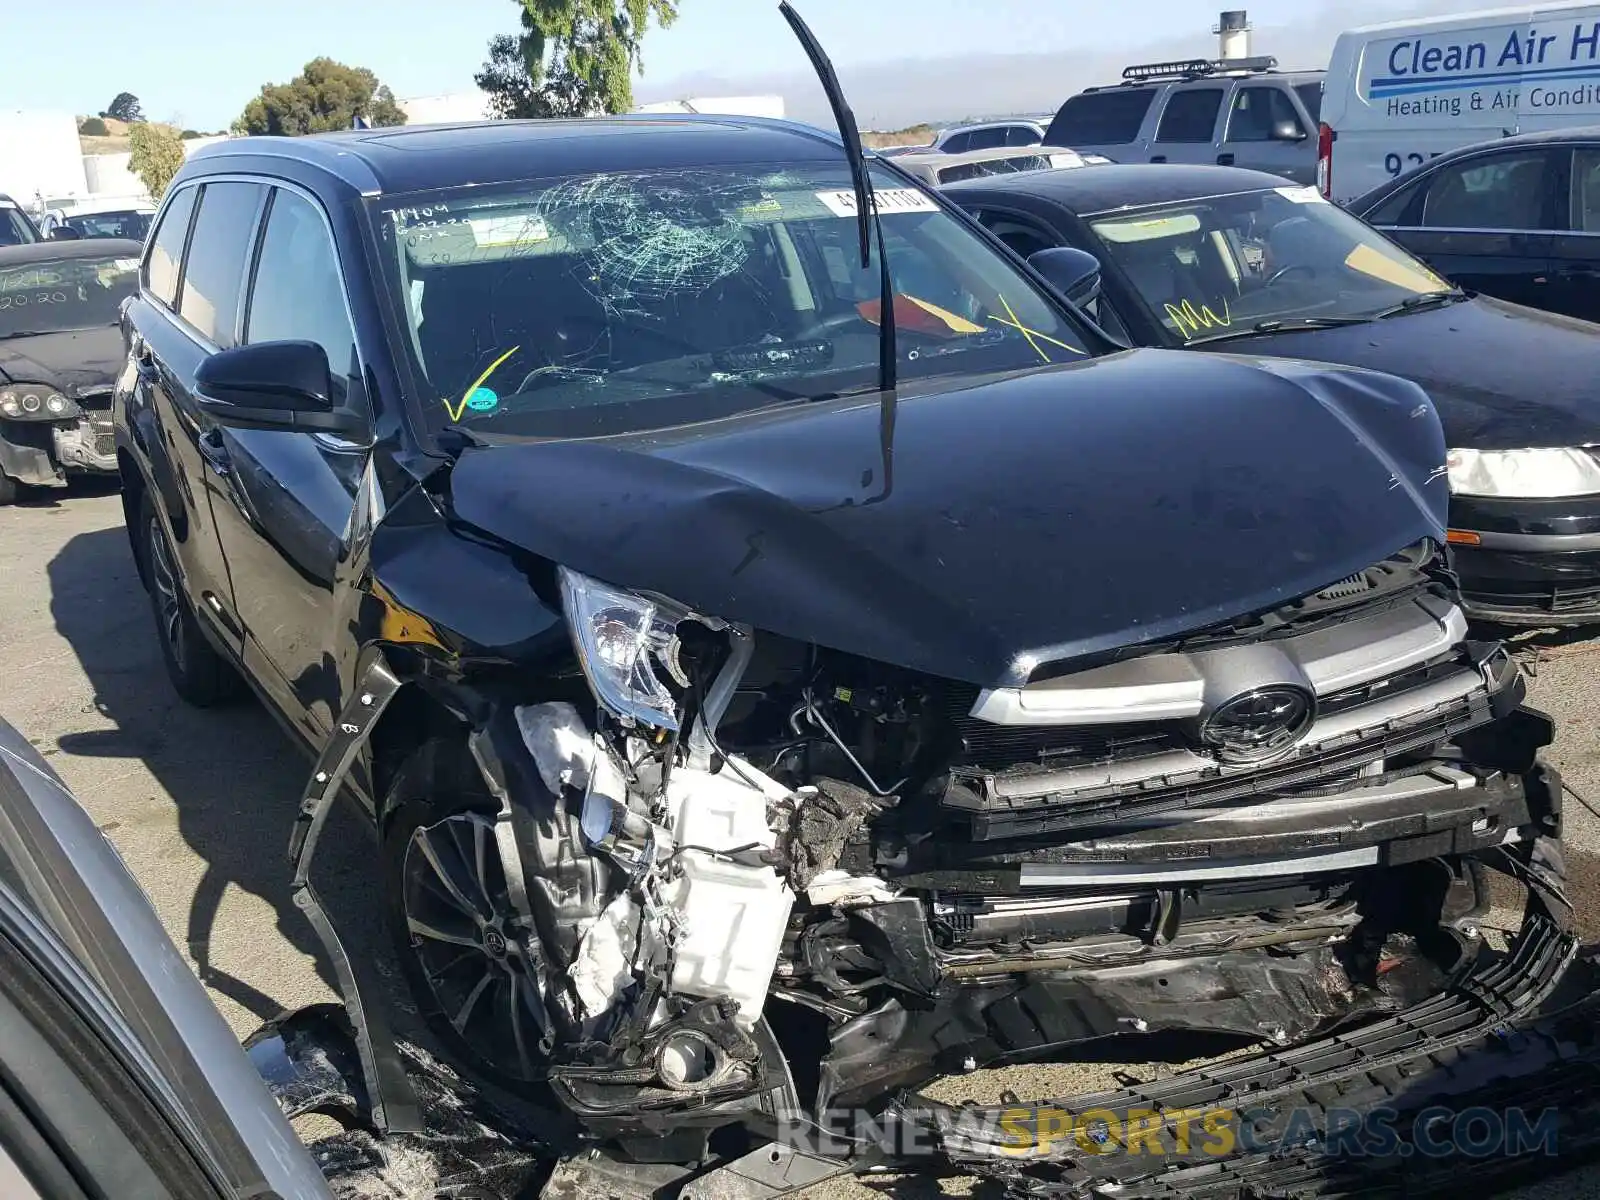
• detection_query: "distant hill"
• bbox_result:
[78,115,134,155]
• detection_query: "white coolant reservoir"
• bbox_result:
[664,762,794,1027]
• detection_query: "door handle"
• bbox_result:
[133,339,158,383]
[197,427,231,477]
[1150,154,1167,163]
[1217,152,1235,165]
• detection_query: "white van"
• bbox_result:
[1321,2,1600,203]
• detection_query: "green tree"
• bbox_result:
[129,123,187,200]
[78,117,109,137]
[102,92,144,123]
[476,0,678,119]
[234,58,407,136]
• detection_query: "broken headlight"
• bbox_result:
[559,567,705,731]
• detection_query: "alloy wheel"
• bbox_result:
[147,517,185,672]
[401,812,549,1082]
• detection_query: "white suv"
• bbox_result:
[38,200,156,242]
[933,119,1045,153]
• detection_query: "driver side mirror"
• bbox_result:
[194,341,365,437]
[1027,246,1102,308]
[1272,120,1308,142]
[47,226,82,240]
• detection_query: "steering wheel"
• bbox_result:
[1264,263,1316,286]
[792,310,870,341]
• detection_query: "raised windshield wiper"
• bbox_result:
[1369,289,1469,319]
[780,1,896,397]
[1189,315,1374,344]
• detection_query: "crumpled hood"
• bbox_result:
[1199,296,1600,450]
[448,349,1449,686]
[0,327,124,395]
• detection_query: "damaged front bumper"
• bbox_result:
[897,879,1584,1199]
[248,872,1590,1200]
[0,407,118,489]
[271,637,1587,1196]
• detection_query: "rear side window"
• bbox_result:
[941,132,972,154]
[179,182,266,346]
[1569,147,1600,231]
[144,186,197,308]
[1227,86,1306,142]
[1157,88,1225,143]
[1420,151,1554,231]
[0,203,36,247]
[1363,180,1423,226]
[966,127,1009,151]
[1295,82,1324,124]
[1047,89,1155,145]
[1005,125,1042,147]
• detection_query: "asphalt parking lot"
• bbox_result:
[3,479,1600,1198]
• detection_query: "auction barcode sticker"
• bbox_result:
[1275,186,1327,205]
[815,189,939,218]
[469,215,550,247]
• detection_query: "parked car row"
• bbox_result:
[947,161,1600,626]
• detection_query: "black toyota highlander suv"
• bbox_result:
[113,110,1571,1188]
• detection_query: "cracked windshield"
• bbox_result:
[379,162,1088,436]
[1088,186,1452,344]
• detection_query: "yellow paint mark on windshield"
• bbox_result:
[999,294,1048,362]
[1164,297,1233,340]
[447,345,521,422]
[989,295,1087,360]
[1343,243,1448,293]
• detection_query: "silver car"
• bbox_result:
[1048,56,1324,184]
[889,144,1089,188]
[0,719,553,1197]
[0,721,329,1198]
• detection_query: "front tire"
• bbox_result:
[382,739,551,1092]
[138,493,237,707]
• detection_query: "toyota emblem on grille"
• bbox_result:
[1200,686,1316,764]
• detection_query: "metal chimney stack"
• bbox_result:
[1215,10,1251,61]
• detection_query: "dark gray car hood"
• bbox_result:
[0,326,124,395]
[1200,296,1600,450]
[448,348,1450,686]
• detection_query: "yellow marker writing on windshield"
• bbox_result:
[1164,298,1232,340]
[447,345,522,422]
[989,295,1087,361]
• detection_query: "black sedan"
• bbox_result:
[947,164,1600,626]
[0,238,140,503]
[1349,126,1600,326]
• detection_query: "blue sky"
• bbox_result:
[3,0,1435,131]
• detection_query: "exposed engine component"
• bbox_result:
[387,551,1561,1163]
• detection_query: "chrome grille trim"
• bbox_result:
[983,664,1487,803]
[969,594,1465,727]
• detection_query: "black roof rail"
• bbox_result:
[1121,54,1279,83]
